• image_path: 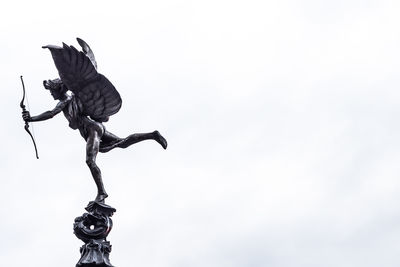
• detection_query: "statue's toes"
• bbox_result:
[154,131,167,149]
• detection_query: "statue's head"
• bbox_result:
[43,78,67,100]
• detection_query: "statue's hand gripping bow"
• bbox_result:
[20,75,39,159]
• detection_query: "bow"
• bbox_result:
[20,75,39,159]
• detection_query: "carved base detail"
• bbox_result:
[74,201,116,267]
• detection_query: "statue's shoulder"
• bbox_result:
[54,95,71,110]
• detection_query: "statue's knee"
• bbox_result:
[86,158,96,167]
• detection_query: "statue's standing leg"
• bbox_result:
[99,130,167,153]
[86,128,108,202]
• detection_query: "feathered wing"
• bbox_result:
[42,39,122,121]
[77,37,97,70]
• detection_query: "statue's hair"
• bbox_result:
[44,78,67,94]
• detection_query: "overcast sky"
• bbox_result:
[1,0,400,266]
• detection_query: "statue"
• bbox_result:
[21,38,167,203]
[21,38,167,267]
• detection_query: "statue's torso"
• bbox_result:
[62,95,104,140]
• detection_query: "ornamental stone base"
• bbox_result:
[74,201,116,267]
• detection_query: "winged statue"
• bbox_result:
[22,38,167,203]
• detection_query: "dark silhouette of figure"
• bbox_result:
[22,38,167,203]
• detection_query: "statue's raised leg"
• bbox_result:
[99,130,167,153]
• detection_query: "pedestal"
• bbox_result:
[74,201,116,267]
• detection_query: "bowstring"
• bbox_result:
[24,80,37,141]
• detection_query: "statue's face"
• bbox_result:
[43,79,64,100]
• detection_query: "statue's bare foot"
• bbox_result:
[95,192,108,203]
[153,130,167,149]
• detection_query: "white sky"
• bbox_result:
[1,0,400,266]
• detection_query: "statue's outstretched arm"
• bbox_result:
[23,99,69,122]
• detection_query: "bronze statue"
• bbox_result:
[22,38,167,203]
